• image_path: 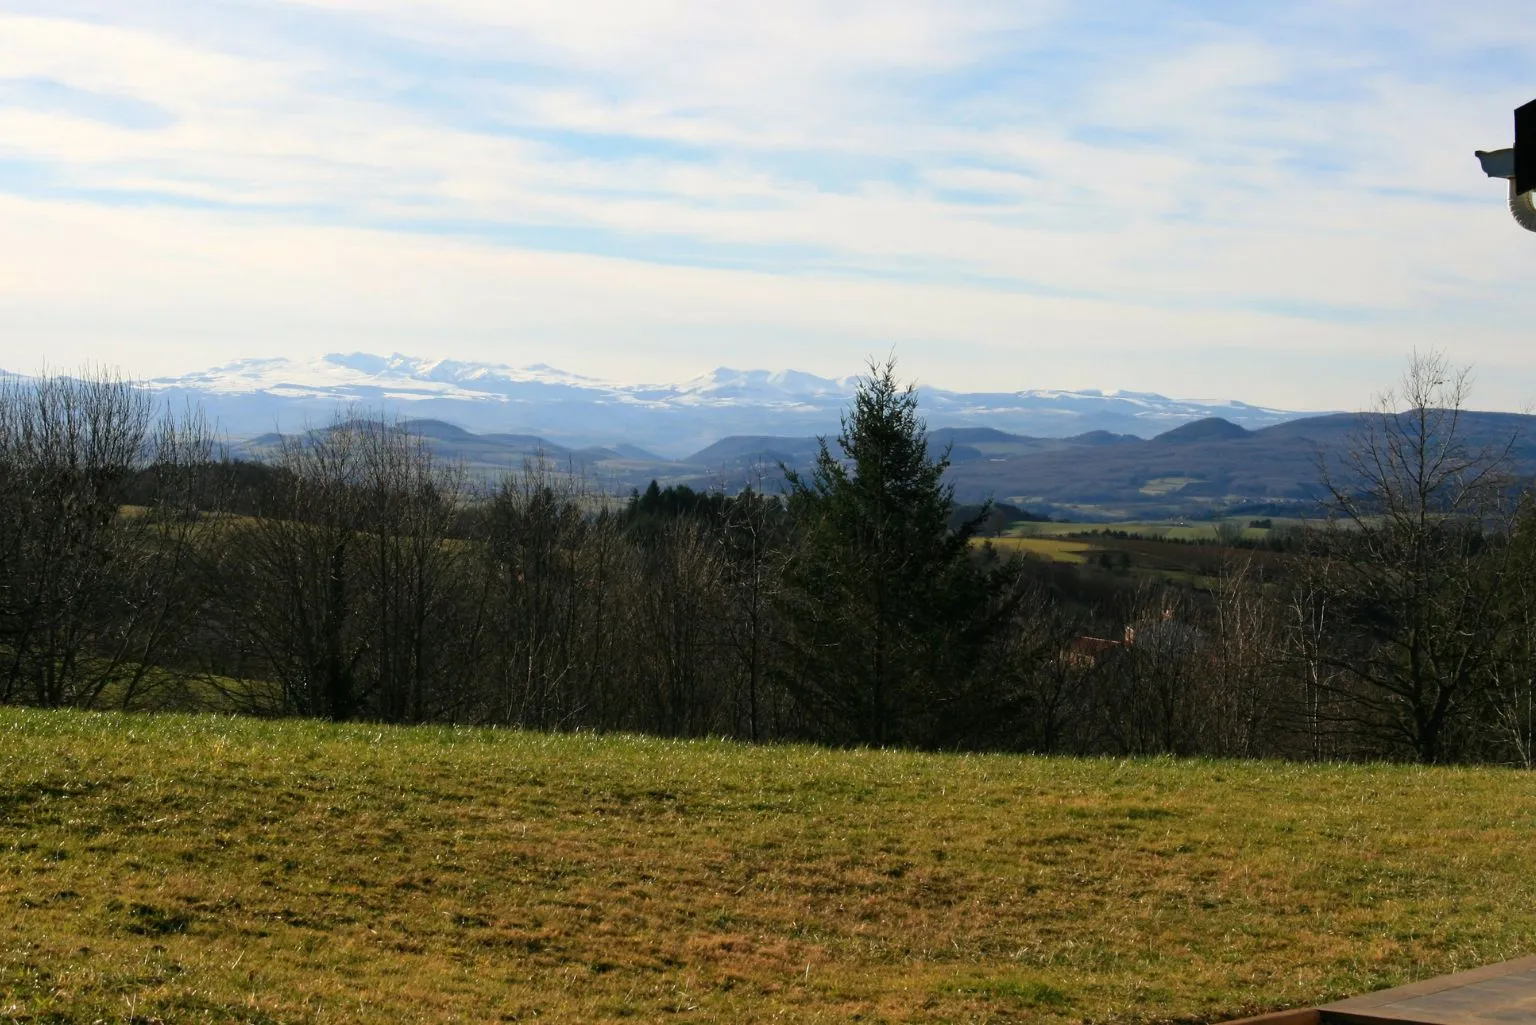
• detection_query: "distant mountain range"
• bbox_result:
[125,352,1315,457]
[230,410,1536,521]
[940,412,1536,518]
[11,351,1531,518]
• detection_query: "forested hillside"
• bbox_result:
[2,356,1534,764]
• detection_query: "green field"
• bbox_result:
[3,709,1534,1024]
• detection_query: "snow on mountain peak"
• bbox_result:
[674,367,856,399]
[131,351,1316,451]
[147,352,615,396]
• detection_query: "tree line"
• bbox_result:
[1,355,1534,764]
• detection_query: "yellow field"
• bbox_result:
[1136,477,1201,496]
[1005,519,1303,543]
[978,536,1097,564]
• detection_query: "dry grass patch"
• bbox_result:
[1,710,1534,1024]
[979,537,1097,564]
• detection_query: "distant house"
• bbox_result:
[1063,626,1135,668]
[1064,609,1200,668]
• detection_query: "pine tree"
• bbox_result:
[781,358,1018,747]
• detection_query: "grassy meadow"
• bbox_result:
[3,709,1535,1024]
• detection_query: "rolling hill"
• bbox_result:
[229,408,1536,519]
[941,410,1536,517]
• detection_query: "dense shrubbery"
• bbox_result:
[2,357,1534,764]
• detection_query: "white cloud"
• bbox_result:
[0,13,291,108]
[0,1,1532,412]
[1,191,1524,409]
[291,0,1033,73]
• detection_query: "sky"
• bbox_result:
[0,1,1532,410]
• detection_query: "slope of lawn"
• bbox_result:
[2,709,1534,1024]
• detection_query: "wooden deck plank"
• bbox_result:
[1319,956,1536,1024]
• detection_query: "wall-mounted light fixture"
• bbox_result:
[1475,98,1536,233]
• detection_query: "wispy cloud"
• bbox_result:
[0,0,1532,409]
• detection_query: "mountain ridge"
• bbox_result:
[13,354,1532,519]
[193,406,1536,520]
[88,351,1327,457]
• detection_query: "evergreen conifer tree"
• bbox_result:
[781,358,1018,747]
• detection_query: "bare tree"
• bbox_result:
[717,486,786,742]
[0,371,216,709]
[354,420,470,722]
[479,459,601,730]
[1284,556,1353,761]
[1484,499,1536,766]
[1315,352,1515,762]
[216,418,368,719]
[1000,590,1090,754]
[211,414,477,722]
[1201,555,1284,758]
[1092,584,1203,755]
[635,518,730,737]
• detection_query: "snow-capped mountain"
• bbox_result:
[669,367,863,403]
[128,352,1312,456]
[160,354,610,399]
